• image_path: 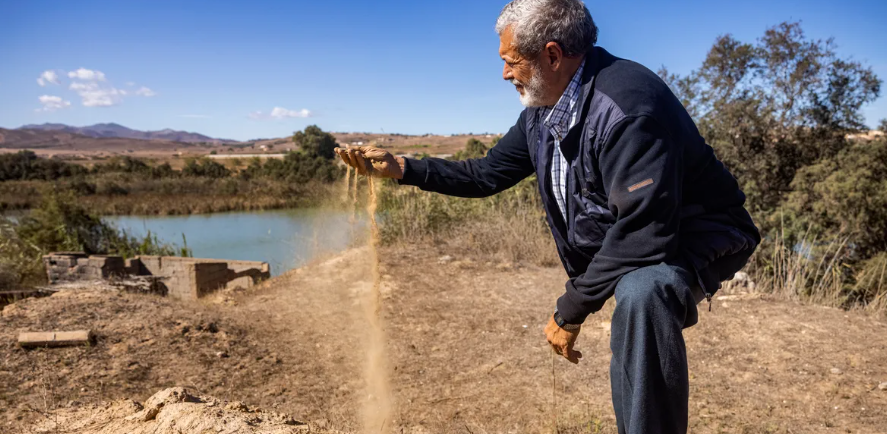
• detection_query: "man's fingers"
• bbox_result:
[335,148,352,167]
[566,348,582,364]
[352,151,370,176]
[345,149,364,174]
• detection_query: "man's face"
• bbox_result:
[499,26,553,107]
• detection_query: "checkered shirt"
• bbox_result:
[540,61,585,221]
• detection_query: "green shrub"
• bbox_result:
[0,151,87,181]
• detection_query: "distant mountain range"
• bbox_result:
[17,123,237,144]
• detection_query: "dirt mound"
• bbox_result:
[32,387,332,434]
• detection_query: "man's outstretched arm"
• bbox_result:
[337,110,534,198]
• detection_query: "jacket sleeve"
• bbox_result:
[556,115,683,324]
[397,110,534,198]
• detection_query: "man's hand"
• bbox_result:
[335,145,405,179]
[545,315,583,364]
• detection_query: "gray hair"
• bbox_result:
[495,0,598,57]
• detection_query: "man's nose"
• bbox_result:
[502,63,513,81]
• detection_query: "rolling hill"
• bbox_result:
[17,123,236,144]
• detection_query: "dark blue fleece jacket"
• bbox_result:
[398,47,760,324]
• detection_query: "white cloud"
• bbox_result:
[69,81,124,107]
[36,95,71,112]
[134,86,156,97]
[37,70,60,86]
[36,68,155,108]
[270,107,312,119]
[67,68,106,81]
[250,107,312,120]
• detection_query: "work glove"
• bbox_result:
[544,315,583,364]
[335,145,405,179]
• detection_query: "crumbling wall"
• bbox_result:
[43,253,125,283]
[194,263,230,298]
[44,253,270,301]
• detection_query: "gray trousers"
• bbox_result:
[609,262,703,434]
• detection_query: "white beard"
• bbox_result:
[513,65,550,107]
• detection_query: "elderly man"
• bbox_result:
[337,0,760,432]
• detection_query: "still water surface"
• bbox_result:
[105,209,365,276]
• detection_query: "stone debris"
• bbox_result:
[721,271,756,293]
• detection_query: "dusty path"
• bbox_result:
[3,245,887,433]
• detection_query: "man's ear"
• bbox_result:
[543,41,564,71]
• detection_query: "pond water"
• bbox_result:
[105,209,367,276]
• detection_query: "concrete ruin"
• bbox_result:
[43,252,270,300]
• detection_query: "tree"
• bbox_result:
[660,21,881,220]
[292,125,338,159]
[778,137,887,259]
[879,119,887,133]
[451,138,489,161]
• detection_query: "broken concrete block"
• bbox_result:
[18,330,94,348]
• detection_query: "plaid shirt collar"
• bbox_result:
[541,61,585,141]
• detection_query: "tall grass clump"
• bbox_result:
[377,168,558,266]
[748,229,887,314]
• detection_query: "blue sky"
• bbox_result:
[1,0,885,141]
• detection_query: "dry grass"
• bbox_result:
[747,224,887,315]
[377,177,559,267]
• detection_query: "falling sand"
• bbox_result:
[362,176,392,433]
[344,169,393,433]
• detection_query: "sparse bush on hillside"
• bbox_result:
[450,138,489,161]
[293,125,338,159]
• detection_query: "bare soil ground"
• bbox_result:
[2,245,886,433]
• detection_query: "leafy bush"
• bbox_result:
[777,138,887,259]
[182,158,231,178]
[16,189,180,257]
[0,151,87,181]
[450,138,489,161]
[1,189,188,289]
[293,125,338,159]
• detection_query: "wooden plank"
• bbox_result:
[18,330,94,348]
